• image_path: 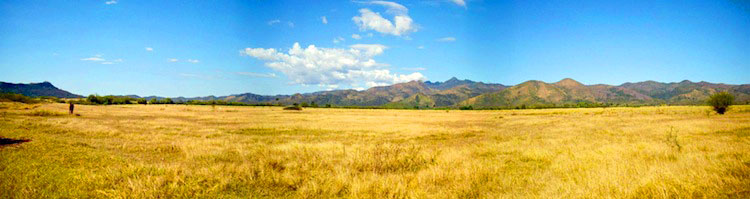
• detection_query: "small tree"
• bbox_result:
[707,92,734,114]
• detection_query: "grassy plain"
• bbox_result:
[0,103,749,198]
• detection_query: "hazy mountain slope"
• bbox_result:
[0,81,82,98]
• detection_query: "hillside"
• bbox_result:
[0,81,82,98]
[464,79,750,108]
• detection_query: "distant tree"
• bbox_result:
[148,98,158,104]
[137,98,147,105]
[707,92,734,114]
[459,105,473,110]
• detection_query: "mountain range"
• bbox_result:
[3,78,749,108]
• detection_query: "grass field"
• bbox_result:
[1,103,749,198]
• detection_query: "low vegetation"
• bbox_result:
[0,103,748,198]
[708,92,734,114]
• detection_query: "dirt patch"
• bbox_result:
[0,137,30,147]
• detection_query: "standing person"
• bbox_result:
[69,102,75,114]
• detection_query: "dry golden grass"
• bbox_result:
[1,103,748,198]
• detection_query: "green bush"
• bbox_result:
[707,92,734,114]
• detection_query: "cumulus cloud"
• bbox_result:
[437,37,456,42]
[321,16,328,24]
[145,47,153,52]
[352,1,417,36]
[105,0,117,5]
[241,42,425,88]
[351,34,362,40]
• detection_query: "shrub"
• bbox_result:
[707,92,734,114]
[0,93,38,103]
[283,106,303,111]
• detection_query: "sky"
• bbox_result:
[1,0,749,97]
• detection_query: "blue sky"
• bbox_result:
[1,0,748,97]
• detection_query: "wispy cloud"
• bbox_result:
[81,55,122,64]
[333,37,345,44]
[417,45,425,49]
[352,34,362,40]
[145,47,153,52]
[321,16,328,24]
[287,21,294,28]
[81,57,105,62]
[267,19,281,25]
[450,0,466,7]
[187,59,199,63]
[235,72,278,78]
[105,0,117,5]
[401,67,426,71]
[437,37,456,42]
[179,73,199,78]
[168,58,179,62]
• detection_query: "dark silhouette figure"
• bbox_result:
[69,103,75,114]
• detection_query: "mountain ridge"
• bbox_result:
[2,78,749,107]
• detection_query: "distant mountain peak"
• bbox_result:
[35,81,56,88]
[555,78,584,87]
[0,81,81,98]
[679,80,693,84]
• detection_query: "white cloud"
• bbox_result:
[242,42,425,88]
[401,67,426,71]
[333,36,345,44]
[417,45,425,49]
[81,57,105,62]
[267,19,281,25]
[113,58,123,62]
[105,0,117,5]
[321,16,328,24]
[187,59,199,63]
[145,47,153,52]
[450,0,466,7]
[287,21,294,28]
[437,37,456,42]
[101,62,114,65]
[236,72,277,78]
[168,58,179,62]
[352,1,417,37]
[352,34,362,39]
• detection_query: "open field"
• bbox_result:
[1,103,749,198]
